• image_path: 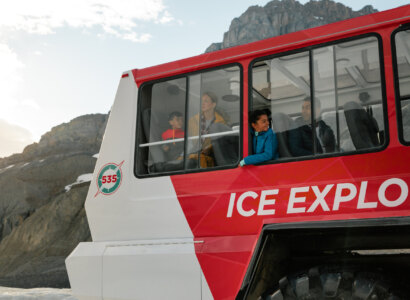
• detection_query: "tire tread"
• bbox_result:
[263,266,404,300]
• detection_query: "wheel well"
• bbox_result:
[238,218,410,299]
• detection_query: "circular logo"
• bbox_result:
[95,161,124,196]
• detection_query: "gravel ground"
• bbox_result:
[0,287,77,300]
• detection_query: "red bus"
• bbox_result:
[66,5,410,300]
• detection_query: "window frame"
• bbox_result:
[391,24,410,146]
[248,32,388,165]
[134,62,243,178]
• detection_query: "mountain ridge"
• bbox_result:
[205,0,377,52]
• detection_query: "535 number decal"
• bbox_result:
[101,174,118,184]
[95,161,124,197]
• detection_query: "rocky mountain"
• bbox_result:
[0,0,377,289]
[206,0,377,52]
[0,114,108,287]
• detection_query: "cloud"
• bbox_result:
[158,11,175,24]
[0,0,175,42]
[0,119,34,158]
[21,99,41,111]
[0,43,24,103]
[0,46,41,146]
[122,32,152,43]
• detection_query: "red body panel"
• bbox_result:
[172,148,410,299]
[132,6,410,300]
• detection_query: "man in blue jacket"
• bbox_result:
[289,97,335,156]
[240,110,279,166]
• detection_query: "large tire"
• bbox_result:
[259,266,406,300]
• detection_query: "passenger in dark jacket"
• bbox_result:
[289,97,335,156]
[240,110,278,166]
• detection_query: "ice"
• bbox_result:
[0,165,15,174]
[77,174,93,182]
[0,287,77,299]
[64,173,93,192]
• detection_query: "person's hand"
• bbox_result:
[201,145,212,155]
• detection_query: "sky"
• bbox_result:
[0,0,408,158]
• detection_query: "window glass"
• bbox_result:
[334,37,384,151]
[394,29,410,142]
[185,66,241,169]
[312,46,338,154]
[137,78,186,175]
[136,65,241,176]
[251,35,385,161]
[253,51,311,159]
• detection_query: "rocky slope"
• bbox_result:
[206,0,377,52]
[0,114,108,287]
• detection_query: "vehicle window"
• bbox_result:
[251,35,385,161]
[136,65,241,176]
[137,77,187,175]
[394,29,410,143]
[185,66,241,170]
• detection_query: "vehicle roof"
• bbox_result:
[131,5,410,86]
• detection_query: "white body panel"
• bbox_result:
[66,242,105,300]
[103,239,201,300]
[66,73,213,300]
[85,73,192,242]
[67,239,212,300]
